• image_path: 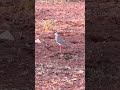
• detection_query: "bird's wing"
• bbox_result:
[57,35,66,46]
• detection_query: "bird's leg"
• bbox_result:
[59,45,62,53]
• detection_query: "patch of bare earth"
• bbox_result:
[35,2,85,90]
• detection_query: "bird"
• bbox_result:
[55,32,67,53]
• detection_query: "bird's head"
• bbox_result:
[55,32,59,36]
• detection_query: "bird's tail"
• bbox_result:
[62,41,71,49]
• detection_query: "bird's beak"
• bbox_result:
[52,30,57,33]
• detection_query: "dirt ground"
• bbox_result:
[35,1,85,90]
[86,1,120,89]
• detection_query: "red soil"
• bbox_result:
[35,2,85,90]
